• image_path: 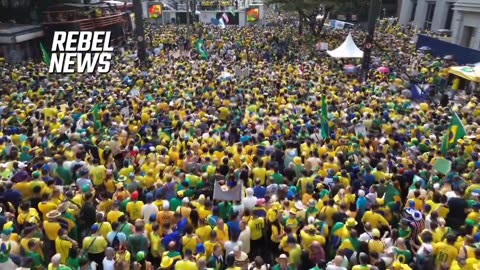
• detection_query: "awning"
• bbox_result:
[448,66,480,82]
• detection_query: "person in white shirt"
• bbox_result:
[238,220,251,254]
[224,233,243,256]
[243,188,257,211]
[326,255,348,270]
[141,193,159,224]
[358,223,373,242]
[103,247,115,270]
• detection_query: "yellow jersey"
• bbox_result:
[248,217,265,241]
[434,242,458,267]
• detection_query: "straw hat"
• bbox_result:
[57,202,69,213]
[47,210,61,219]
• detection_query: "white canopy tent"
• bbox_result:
[327,33,364,58]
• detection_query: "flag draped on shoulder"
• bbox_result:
[441,111,466,155]
[384,182,400,206]
[194,38,208,60]
[40,42,50,66]
[321,95,330,139]
[90,104,102,129]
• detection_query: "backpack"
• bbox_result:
[110,224,125,250]
[110,232,120,250]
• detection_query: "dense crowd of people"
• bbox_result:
[0,7,480,270]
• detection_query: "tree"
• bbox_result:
[268,0,367,36]
[132,0,147,64]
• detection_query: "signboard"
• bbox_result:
[246,8,259,22]
[213,181,243,201]
[148,4,162,19]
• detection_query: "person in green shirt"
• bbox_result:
[163,241,182,262]
[306,199,319,218]
[25,239,45,270]
[393,238,412,264]
[287,236,302,268]
[207,244,225,270]
[66,247,83,270]
[271,168,284,185]
[53,158,72,186]
[169,196,182,212]
[19,146,32,163]
[218,201,234,221]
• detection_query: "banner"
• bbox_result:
[213,181,243,201]
[246,8,259,22]
[148,5,162,19]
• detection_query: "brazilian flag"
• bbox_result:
[40,42,50,66]
[321,95,330,139]
[194,38,208,60]
[441,111,466,155]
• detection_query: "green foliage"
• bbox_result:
[267,0,368,16]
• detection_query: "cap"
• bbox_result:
[195,243,206,254]
[182,197,189,204]
[131,191,139,200]
[136,251,145,261]
[91,224,99,233]
[372,228,381,238]
[278,254,288,259]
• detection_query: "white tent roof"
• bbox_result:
[327,33,364,58]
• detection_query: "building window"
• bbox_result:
[461,26,475,48]
[424,1,436,30]
[410,0,417,22]
[444,2,454,29]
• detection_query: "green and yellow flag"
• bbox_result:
[40,42,50,66]
[441,111,466,155]
[321,95,329,139]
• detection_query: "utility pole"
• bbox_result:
[132,0,147,64]
[186,0,190,30]
[361,0,381,81]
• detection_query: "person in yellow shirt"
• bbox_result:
[300,224,326,250]
[55,228,77,264]
[82,224,108,268]
[149,224,162,266]
[116,245,132,270]
[38,193,58,220]
[213,219,229,247]
[204,231,221,259]
[368,229,385,255]
[321,200,338,227]
[175,249,199,270]
[90,159,106,189]
[157,202,175,234]
[106,201,124,224]
[196,218,212,243]
[361,205,389,229]
[433,234,458,269]
[94,212,113,239]
[126,191,144,221]
[251,162,267,185]
[182,225,201,255]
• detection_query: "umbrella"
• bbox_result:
[443,55,454,60]
[377,66,390,73]
[419,46,431,51]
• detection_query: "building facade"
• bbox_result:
[399,0,480,49]
[450,0,480,49]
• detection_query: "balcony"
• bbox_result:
[42,6,127,31]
